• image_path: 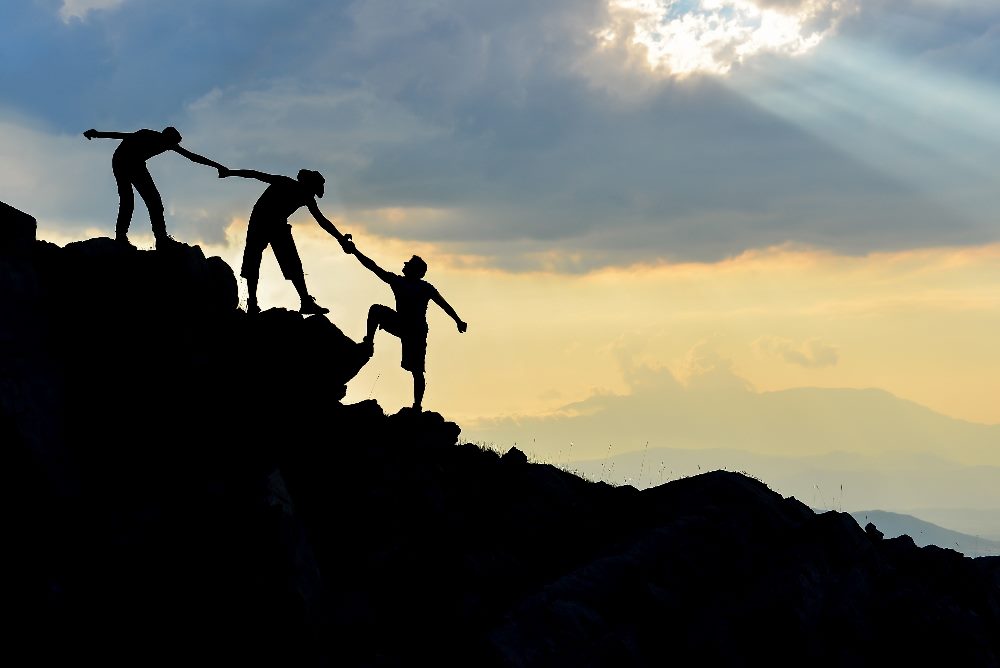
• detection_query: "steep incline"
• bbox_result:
[2,204,999,666]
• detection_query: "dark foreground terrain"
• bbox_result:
[3,202,999,666]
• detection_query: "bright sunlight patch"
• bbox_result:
[602,0,856,76]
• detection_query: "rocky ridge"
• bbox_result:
[2,202,999,666]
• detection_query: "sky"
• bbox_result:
[3,1,1000,531]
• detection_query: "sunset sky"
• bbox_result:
[3,1,999,529]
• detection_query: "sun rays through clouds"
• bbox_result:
[601,0,858,76]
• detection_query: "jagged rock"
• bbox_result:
[0,200,35,254]
[2,224,1000,666]
[247,307,369,395]
[386,407,462,447]
[501,446,528,466]
[866,521,884,541]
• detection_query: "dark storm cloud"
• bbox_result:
[3,0,999,268]
[0,0,358,130]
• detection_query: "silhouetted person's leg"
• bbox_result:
[246,275,260,314]
[131,167,171,247]
[362,305,404,360]
[412,371,425,411]
[290,275,321,313]
[112,164,135,243]
[361,305,427,407]
[271,223,327,315]
[242,224,266,314]
[365,304,397,344]
[402,333,428,410]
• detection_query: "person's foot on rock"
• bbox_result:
[115,234,136,249]
[299,295,329,315]
[360,337,374,357]
[155,234,182,251]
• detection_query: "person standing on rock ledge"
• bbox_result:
[347,245,467,412]
[83,127,227,249]
[219,166,353,315]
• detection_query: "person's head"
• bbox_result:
[297,169,325,198]
[402,255,427,279]
[162,126,182,145]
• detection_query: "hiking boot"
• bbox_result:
[300,296,329,315]
[155,235,182,250]
[115,235,136,249]
[360,337,374,358]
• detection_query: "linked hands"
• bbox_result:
[339,233,355,254]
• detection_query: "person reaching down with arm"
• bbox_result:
[219,166,352,315]
[83,126,225,248]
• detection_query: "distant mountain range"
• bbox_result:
[468,369,1000,542]
[848,510,1000,558]
[468,367,1000,466]
[564,446,1000,541]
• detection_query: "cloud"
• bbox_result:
[3,0,1000,269]
[753,336,839,368]
[0,116,110,229]
[602,0,858,77]
[466,343,1000,464]
[59,0,127,22]
[179,67,972,270]
[837,0,1000,67]
[0,110,261,245]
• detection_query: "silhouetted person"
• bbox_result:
[220,167,352,315]
[83,126,225,248]
[349,247,467,411]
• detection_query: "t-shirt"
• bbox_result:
[113,129,176,164]
[248,177,314,229]
[388,274,439,333]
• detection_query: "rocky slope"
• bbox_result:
[2,202,999,666]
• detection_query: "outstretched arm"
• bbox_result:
[218,168,282,184]
[172,145,226,171]
[431,290,467,333]
[83,129,130,140]
[306,199,354,250]
[349,244,393,284]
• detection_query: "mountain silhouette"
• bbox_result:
[850,510,1000,558]
[2,201,999,666]
[566,446,1000,541]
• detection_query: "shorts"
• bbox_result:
[372,304,428,373]
[241,220,303,281]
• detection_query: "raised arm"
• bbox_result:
[83,129,130,140]
[172,145,226,171]
[305,199,352,247]
[219,168,282,184]
[349,244,393,284]
[431,290,467,333]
